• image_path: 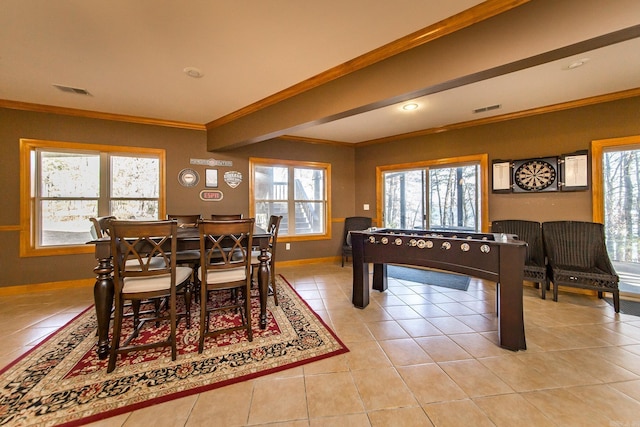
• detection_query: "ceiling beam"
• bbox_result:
[205,0,640,151]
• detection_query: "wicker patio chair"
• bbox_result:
[542,221,619,312]
[492,219,549,298]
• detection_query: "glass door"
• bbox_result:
[428,164,479,232]
[602,147,640,295]
[383,169,426,229]
[382,163,480,232]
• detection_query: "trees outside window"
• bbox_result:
[380,156,485,232]
[603,149,640,262]
[250,158,330,239]
[593,135,640,295]
[20,139,164,256]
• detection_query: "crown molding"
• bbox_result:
[0,99,206,131]
[205,0,530,130]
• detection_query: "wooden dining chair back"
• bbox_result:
[167,214,202,289]
[90,215,116,239]
[342,216,372,266]
[210,214,243,221]
[107,220,193,372]
[491,219,549,297]
[252,215,283,305]
[168,214,201,226]
[198,218,255,353]
[542,220,620,312]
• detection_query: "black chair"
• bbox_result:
[491,219,549,297]
[542,221,620,312]
[251,215,283,305]
[342,216,372,267]
[198,218,255,353]
[107,220,192,372]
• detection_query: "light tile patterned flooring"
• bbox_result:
[3,263,640,426]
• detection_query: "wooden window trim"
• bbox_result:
[375,153,489,232]
[592,135,640,224]
[249,157,332,242]
[19,138,166,257]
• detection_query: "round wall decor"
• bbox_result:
[512,157,558,192]
[178,168,200,187]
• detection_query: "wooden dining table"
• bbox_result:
[90,225,271,360]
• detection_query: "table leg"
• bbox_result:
[372,263,388,292]
[257,247,270,329]
[93,255,114,359]
[498,243,526,351]
[351,232,370,308]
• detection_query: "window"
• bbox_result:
[377,154,489,232]
[250,158,331,240]
[20,139,165,256]
[593,135,640,296]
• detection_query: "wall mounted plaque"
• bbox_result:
[178,168,199,187]
[224,171,242,188]
[199,190,224,201]
[205,169,218,188]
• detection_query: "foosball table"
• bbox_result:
[350,228,527,351]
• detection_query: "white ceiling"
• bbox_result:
[294,37,640,143]
[1,1,639,145]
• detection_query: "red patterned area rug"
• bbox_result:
[0,276,348,427]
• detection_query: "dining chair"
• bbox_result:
[89,215,116,239]
[107,220,193,373]
[342,216,372,266]
[251,215,283,305]
[91,215,163,325]
[168,214,201,226]
[210,214,243,221]
[198,218,255,353]
[167,214,202,289]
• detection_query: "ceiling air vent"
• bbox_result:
[473,104,501,114]
[53,84,91,96]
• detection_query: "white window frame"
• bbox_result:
[249,157,331,241]
[376,154,489,232]
[20,139,166,257]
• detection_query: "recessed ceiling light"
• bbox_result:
[402,103,419,111]
[183,67,204,78]
[565,58,590,70]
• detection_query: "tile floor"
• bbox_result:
[3,263,640,426]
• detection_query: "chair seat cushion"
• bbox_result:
[198,266,246,284]
[123,266,192,293]
[251,250,271,265]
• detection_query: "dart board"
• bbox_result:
[512,157,558,192]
